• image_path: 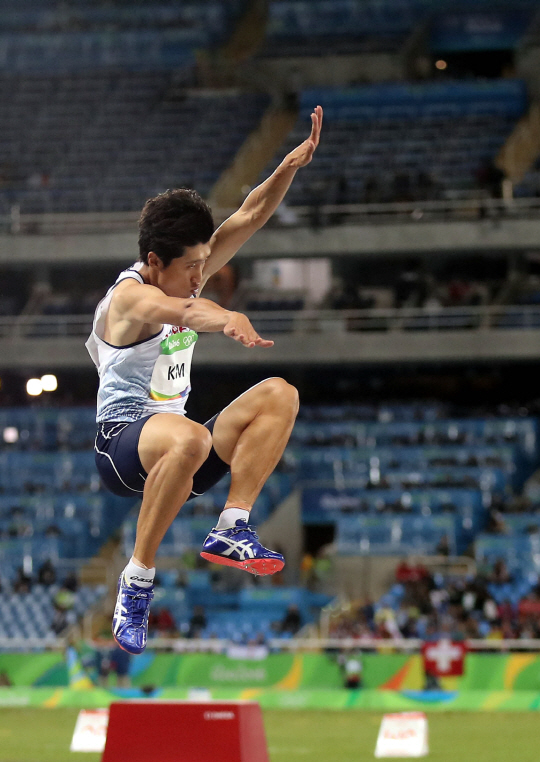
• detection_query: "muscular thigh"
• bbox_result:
[211,378,297,465]
[138,413,210,474]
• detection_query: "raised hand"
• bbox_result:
[285,105,323,169]
[223,312,274,348]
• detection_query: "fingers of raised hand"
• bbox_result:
[255,336,274,348]
[232,331,255,347]
[228,331,273,348]
[309,106,323,147]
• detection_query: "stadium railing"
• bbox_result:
[3,196,540,235]
[89,637,540,652]
[3,305,540,339]
[6,635,540,653]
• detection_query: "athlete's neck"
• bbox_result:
[138,264,152,286]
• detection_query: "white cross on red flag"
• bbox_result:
[421,638,467,677]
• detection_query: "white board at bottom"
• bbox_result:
[374,712,428,758]
[70,708,109,752]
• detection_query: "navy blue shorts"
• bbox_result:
[94,414,230,499]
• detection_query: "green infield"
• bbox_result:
[0,708,534,762]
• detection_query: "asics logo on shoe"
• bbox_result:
[112,574,154,654]
[128,576,153,584]
[208,531,255,560]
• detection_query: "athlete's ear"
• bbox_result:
[147,251,164,270]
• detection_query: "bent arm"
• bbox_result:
[116,281,231,332]
[114,281,273,347]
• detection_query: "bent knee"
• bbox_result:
[169,423,212,464]
[260,377,299,416]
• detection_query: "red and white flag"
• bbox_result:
[422,638,467,677]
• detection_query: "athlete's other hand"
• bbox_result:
[285,105,323,169]
[223,312,274,348]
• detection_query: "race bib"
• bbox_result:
[149,328,197,401]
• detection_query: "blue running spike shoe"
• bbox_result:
[112,573,154,655]
[200,519,285,576]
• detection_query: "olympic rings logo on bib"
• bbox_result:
[149,328,198,402]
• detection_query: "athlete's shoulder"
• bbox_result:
[116,262,145,285]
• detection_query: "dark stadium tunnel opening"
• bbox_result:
[303,523,335,558]
[431,49,515,80]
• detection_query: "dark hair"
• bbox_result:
[138,188,214,267]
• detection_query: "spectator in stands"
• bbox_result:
[149,607,177,638]
[187,606,207,639]
[362,597,375,624]
[45,524,62,539]
[109,646,131,688]
[300,552,315,588]
[414,170,436,201]
[395,266,423,308]
[490,559,512,585]
[461,578,488,615]
[313,547,333,591]
[498,598,516,629]
[436,534,450,557]
[328,173,350,225]
[329,600,376,640]
[62,572,79,593]
[364,175,379,204]
[51,606,69,635]
[335,174,349,207]
[280,604,302,635]
[396,601,421,638]
[341,652,363,689]
[475,158,504,199]
[392,171,412,202]
[13,566,32,594]
[96,644,131,688]
[51,584,76,635]
[395,558,429,585]
[37,559,57,586]
[323,277,364,311]
[483,596,499,628]
[374,606,401,639]
[8,507,32,538]
[486,509,508,535]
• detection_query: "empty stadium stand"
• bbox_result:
[260,81,527,205]
[292,402,539,556]
[261,0,421,57]
[260,0,537,58]
[0,74,269,214]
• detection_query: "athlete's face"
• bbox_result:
[150,244,211,299]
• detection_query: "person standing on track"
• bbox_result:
[86,106,323,654]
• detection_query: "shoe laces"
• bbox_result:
[229,524,259,541]
[125,589,153,628]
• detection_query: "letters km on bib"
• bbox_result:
[149,328,198,402]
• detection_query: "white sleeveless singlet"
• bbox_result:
[85,263,198,423]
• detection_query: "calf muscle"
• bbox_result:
[134,414,212,567]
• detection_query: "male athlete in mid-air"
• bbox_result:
[86,106,323,654]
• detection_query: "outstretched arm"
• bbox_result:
[201,105,323,287]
